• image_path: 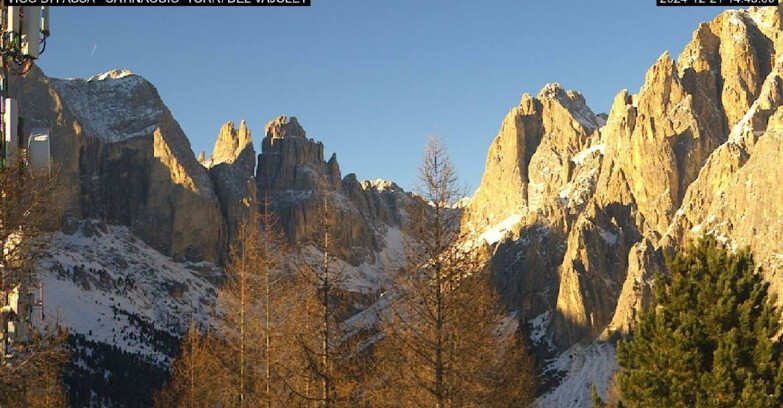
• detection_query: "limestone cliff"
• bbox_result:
[256,116,417,267]
[469,5,783,350]
[15,69,414,269]
[204,120,257,245]
[17,68,226,262]
[466,83,601,237]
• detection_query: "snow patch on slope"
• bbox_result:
[361,179,399,193]
[51,70,164,144]
[480,213,523,245]
[597,226,618,246]
[301,226,404,293]
[341,294,391,349]
[572,144,605,165]
[528,310,553,346]
[535,342,617,408]
[88,69,135,81]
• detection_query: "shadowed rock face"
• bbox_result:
[255,115,418,266]
[469,6,783,349]
[17,67,226,263]
[256,116,341,192]
[16,68,416,268]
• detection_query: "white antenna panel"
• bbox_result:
[3,99,19,163]
[5,7,20,36]
[22,6,41,59]
[28,128,51,172]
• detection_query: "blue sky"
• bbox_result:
[38,1,728,193]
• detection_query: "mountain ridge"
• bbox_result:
[460,5,783,406]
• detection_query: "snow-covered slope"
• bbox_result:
[534,342,617,408]
[38,220,221,364]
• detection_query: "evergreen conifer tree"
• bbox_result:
[616,237,783,408]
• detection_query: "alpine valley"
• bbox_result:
[14,5,783,407]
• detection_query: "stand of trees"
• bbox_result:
[157,138,536,408]
[155,194,363,408]
[66,332,170,408]
[155,202,293,407]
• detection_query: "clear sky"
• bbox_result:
[37,1,729,193]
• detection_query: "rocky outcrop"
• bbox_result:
[257,116,341,192]
[17,68,226,262]
[599,5,783,339]
[470,5,783,350]
[204,121,257,245]
[203,120,254,170]
[256,116,418,266]
[466,84,601,236]
[602,239,662,339]
[663,50,783,302]
[464,81,610,346]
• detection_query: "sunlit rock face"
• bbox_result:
[468,5,783,349]
[203,120,257,248]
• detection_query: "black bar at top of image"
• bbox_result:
[657,0,778,6]
[5,0,310,6]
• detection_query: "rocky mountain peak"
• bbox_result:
[254,115,419,266]
[679,5,777,133]
[746,5,782,37]
[638,51,679,106]
[265,115,306,141]
[257,116,338,192]
[86,69,135,82]
[238,118,249,137]
[539,82,600,131]
[519,92,535,107]
[50,70,162,145]
[465,82,601,236]
[537,82,567,100]
[204,120,255,170]
[205,121,257,252]
[361,178,401,193]
[20,68,226,263]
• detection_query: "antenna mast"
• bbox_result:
[0,4,50,361]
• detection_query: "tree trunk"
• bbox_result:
[322,196,330,408]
